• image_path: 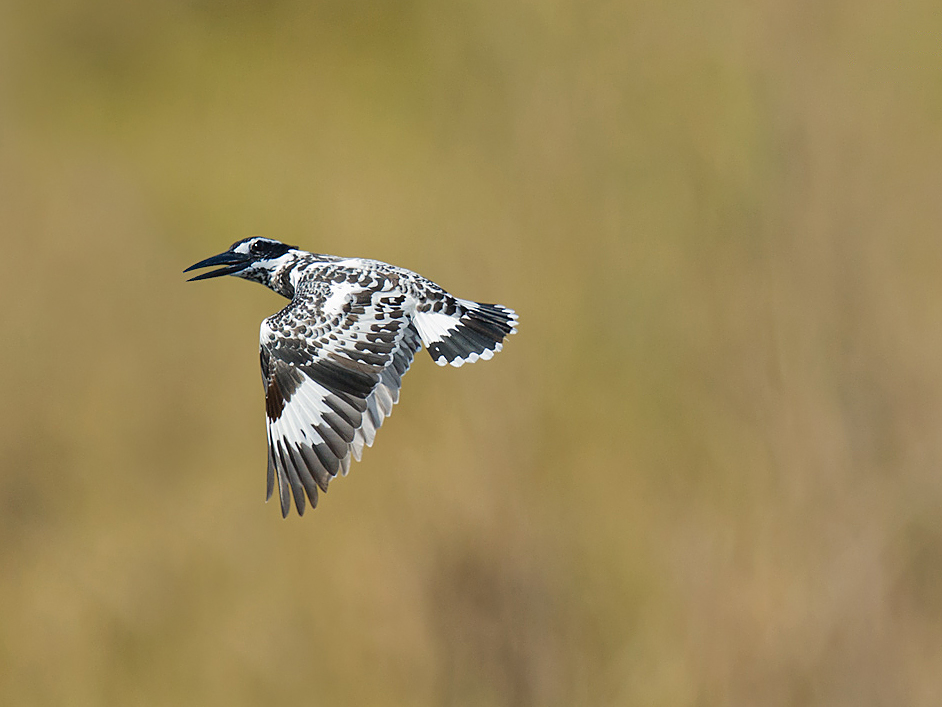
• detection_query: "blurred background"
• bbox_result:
[1,0,940,705]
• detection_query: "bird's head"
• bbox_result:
[185,237,302,293]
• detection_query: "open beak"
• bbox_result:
[184,251,251,281]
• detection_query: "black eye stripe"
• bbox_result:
[248,240,292,259]
[227,237,295,259]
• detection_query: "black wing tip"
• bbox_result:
[426,325,505,367]
[266,486,307,519]
[268,441,340,518]
[421,302,517,367]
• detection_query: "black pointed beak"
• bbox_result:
[184,251,251,281]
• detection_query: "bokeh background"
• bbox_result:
[1,0,941,705]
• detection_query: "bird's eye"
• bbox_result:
[250,241,264,255]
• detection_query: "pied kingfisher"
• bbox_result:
[185,237,518,517]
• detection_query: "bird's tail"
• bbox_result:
[414,298,518,367]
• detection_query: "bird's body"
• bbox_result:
[186,237,517,517]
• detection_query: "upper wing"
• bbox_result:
[259,275,421,517]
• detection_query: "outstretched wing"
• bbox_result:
[260,275,421,517]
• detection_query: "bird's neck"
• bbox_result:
[268,266,296,299]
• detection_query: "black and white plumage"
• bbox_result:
[185,237,517,517]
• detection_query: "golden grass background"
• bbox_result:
[1,1,941,704]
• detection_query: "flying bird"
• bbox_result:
[185,237,517,517]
